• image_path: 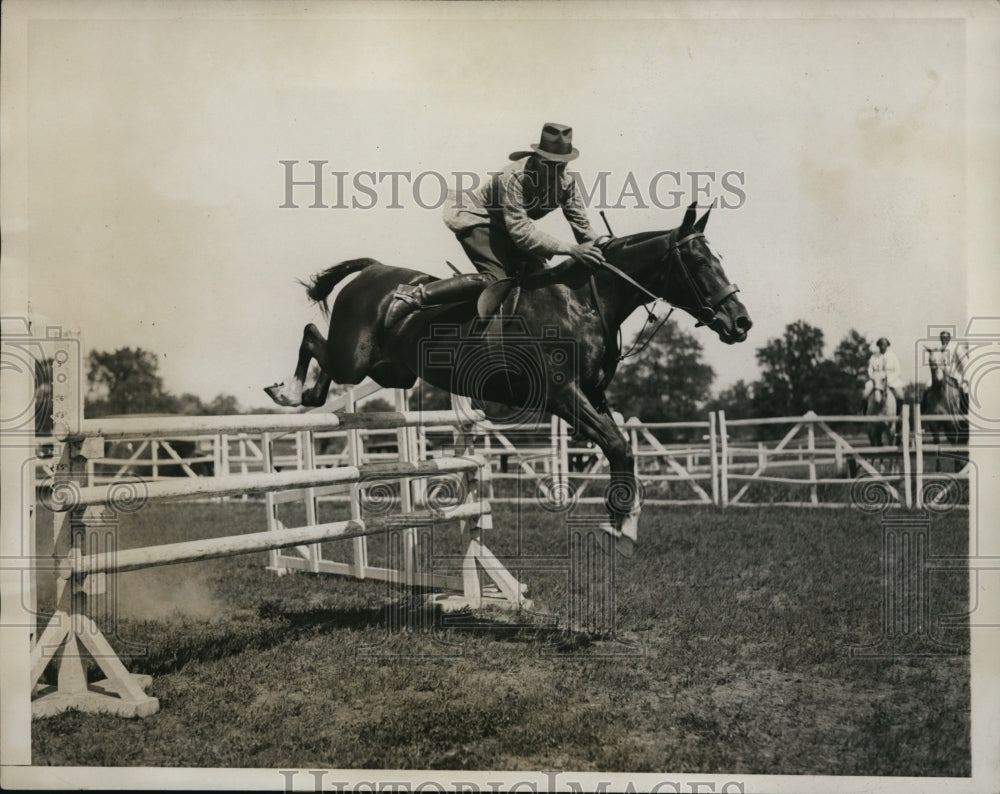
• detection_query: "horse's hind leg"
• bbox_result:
[265,323,330,407]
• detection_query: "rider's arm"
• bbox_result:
[499,170,571,258]
[559,173,600,245]
[954,342,970,372]
[885,352,901,377]
[867,355,878,380]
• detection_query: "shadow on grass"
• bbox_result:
[47,592,613,683]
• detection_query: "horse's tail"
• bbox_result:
[299,258,379,319]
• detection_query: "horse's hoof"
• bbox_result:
[264,382,302,407]
[597,521,637,558]
[615,533,636,558]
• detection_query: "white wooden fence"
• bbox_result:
[35,397,970,510]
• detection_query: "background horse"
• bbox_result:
[265,203,751,550]
[865,371,898,449]
[921,349,968,470]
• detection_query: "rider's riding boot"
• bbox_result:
[422,274,490,303]
[385,275,489,329]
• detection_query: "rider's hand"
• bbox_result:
[568,241,607,269]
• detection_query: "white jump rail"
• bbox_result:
[59,409,468,440]
[57,455,488,509]
[32,365,529,719]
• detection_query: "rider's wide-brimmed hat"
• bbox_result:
[509,122,579,162]
[877,337,890,347]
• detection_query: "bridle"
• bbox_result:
[595,230,740,361]
[663,231,740,326]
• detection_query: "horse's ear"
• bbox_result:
[694,200,716,232]
[681,201,698,232]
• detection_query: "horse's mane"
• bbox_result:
[604,230,672,254]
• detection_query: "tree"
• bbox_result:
[833,329,871,383]
[408,379,452,412]
[86,348,177,416]
[360,397,394,413]
[203,394,240,415]
[707,378,755,420]
[752,320,827,416]
[705,378,757,440]
[606,318,715,426]
[174,392,206,415]
[823,328,873,414]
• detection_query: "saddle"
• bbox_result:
[475,260,580,331]
[476,279,518,326]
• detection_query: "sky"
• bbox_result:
[5,2,986,410]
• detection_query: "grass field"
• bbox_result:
[31,499,970,775]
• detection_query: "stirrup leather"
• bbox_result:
[393,283,424,307]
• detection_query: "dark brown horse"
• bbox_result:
[265,203,751,550]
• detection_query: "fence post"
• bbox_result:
[806,413,818,504]
[560,416,571,506]
[393,388,419,589]
[718,410,729,507]
[551,415,565,508]
[627,418,640,504]
[220,433,230,477]
[914,402,924,510]
[901,403,912,509]
[345,390,369,578]
[708,412,720,506]
[264,432,281,572]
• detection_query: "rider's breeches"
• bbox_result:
[863,379,903,400]
[456,224,546,283]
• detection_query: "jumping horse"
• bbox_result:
[265,202,752,551]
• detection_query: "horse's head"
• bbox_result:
[870,383,885,408]
[927,348,946,384]
[653,202,751,345]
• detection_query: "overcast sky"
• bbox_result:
[8,2,985,409]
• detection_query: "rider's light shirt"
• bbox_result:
[443,157,597,258]
[868,351,903,388]
[941,340,969,384]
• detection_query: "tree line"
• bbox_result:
[606,318,918,426]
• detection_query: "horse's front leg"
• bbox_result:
[553,387,641,556]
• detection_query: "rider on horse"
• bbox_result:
[937,330,970,412]
[384,123,611,328]
[861,336,904,411]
